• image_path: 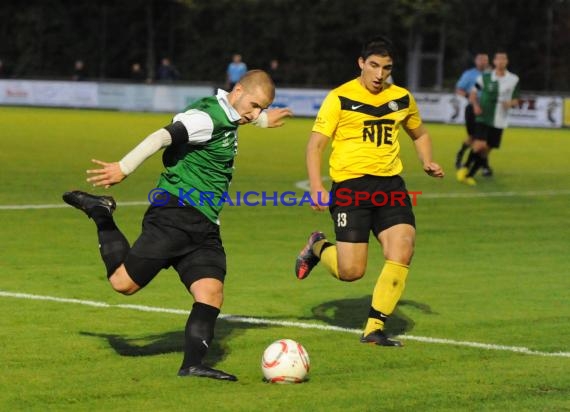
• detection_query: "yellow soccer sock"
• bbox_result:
[363,260,409,336]
[316,243,340,280]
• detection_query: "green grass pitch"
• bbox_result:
[1,106,569,411]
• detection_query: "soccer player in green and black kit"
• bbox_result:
[457,51,519,186]
[63,70,291,381]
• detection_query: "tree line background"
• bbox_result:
[0,0,568,91]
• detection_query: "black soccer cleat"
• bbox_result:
[295,231,326,280]
[360,330,403,347]
[178,365,238,381]
[62,190,116,218]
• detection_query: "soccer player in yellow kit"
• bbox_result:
[295,36,444,346]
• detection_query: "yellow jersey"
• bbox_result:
[312,78,422,182]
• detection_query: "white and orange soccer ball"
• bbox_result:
[261,339,310,383]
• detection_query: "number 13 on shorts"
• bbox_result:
[337,212,347,228]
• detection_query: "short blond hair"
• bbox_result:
[237,70,275,101]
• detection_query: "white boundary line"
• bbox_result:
[1,290,568,358]
[295,178,570,198]
[0,201,148,210]
[420,189,570,199]
[2,188,570,210]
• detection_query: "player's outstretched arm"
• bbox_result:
[266,108,293,128]
[307,131,330,211]
[252,108,293,128]
[87,159,126,188]
[406,124,445,179]
[87,128,174,188]
[423,162,444,178]
[469,85,482,115]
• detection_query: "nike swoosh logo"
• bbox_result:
[224,131,233,137]
[351,104,364,110]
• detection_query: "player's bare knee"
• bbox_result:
[385,249,414,266]
[199,290,223,307]
[117,286,138,296]
[108,270,140,295]
[338,265,366,282]
[189,278,224,308]
[383,237,414,264]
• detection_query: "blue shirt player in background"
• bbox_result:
[226,54,247,90]
[454,52,491,173]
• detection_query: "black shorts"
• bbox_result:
[464,104,476,136]
[329,175,416,243]
[124,198,226,289]
[473,122,504,148]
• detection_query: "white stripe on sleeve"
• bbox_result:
[173,109,215,144]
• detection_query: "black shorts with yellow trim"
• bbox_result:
[124,196,226,289]
[329,175,416,243]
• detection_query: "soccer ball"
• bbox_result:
[261,339,310,383]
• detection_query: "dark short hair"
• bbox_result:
[361,35,394,60]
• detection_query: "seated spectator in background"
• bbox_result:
[72,60,87,81]
[130,62,146,83]
[156,58,180,82]
[226,54,247,90]
[267,59,283,85]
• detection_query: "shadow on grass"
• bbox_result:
[304,296,438,336]
[80,297,437,363]
[80,319,269,366]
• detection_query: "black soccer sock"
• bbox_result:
[457,142,469,156]
[91,208,130,278]
[181,302,220,369]
[315,241,334,258]
[482,156,490,169]
[464,149,476,168]
[467,153,485,177]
